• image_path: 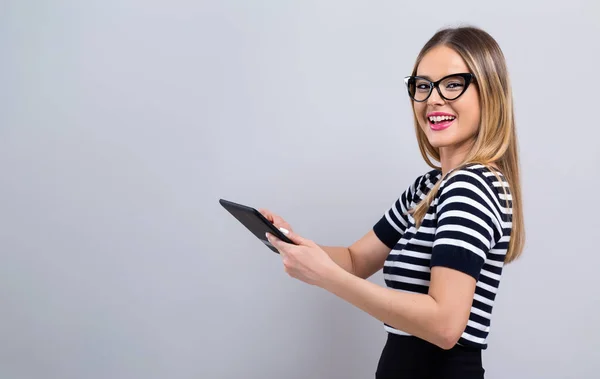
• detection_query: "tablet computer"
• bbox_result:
[219,198,296,254]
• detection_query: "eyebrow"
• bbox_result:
[414,73,466,81]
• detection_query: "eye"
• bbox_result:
[446,82,463,88]
[415,81,430,92]
[445,82,464,90]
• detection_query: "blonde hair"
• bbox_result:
[409,26,525,263]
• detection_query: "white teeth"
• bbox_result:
[428,115,455,123]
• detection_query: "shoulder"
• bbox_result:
[439,164,509,197]
[436,163,512,226]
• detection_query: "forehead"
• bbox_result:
[416,45,469,80]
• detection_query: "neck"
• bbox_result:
[439,138,475,176]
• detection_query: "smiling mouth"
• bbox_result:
[428,115,456,124]
[427,115,456,131]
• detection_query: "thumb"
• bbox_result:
[279,227,311,246]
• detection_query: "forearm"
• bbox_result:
[322,267,455,349]
[319,246,355,275]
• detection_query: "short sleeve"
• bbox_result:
[430,170,503,280]
[373,174,423,249]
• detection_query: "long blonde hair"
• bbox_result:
[410,26,525,263]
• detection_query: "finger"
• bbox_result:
[283,230,311,246]
[258,208,274,222]
[273,215,285,226]
[266,233,292,254]
[279,248,288,260]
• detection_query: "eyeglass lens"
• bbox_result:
[409,75,468,101]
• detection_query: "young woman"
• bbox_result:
[261,25,524,379]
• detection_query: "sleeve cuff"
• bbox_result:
[373,215,401,249]
[430,245,485,280]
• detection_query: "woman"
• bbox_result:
[262,25,524,379]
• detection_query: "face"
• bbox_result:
[412,45,480,153]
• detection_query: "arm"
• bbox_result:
[268,170,500,350]
[319,230,392,279]
[322,265,475,349]
[259,208,390,278]
[271,229,475,348]
[321,170,499,349]
[262,175,424,279]
[318,246,354,274]
[319,174,427,278]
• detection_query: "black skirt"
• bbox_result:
[375,333,485,379]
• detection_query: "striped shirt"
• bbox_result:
[373,164,512,349]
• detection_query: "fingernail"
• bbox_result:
[279,227,289,235]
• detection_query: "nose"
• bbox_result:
[427,86,445,106]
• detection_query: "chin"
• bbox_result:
[428,140,454,149]
[423,129,455,148]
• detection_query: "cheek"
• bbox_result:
[456,98,481,134]
[459,108,479,131]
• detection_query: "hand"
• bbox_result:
[258,208,294,233]
[265,229,340,288]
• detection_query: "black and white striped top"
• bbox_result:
[373,164,512,349]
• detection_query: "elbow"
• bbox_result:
[430,305,468,350]
[435,325,463,350]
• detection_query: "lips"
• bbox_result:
[429,118,455,131]
[426,112,456,131]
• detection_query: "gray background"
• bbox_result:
[1,0,599,378]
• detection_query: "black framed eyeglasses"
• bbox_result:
[403,73,476,102]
